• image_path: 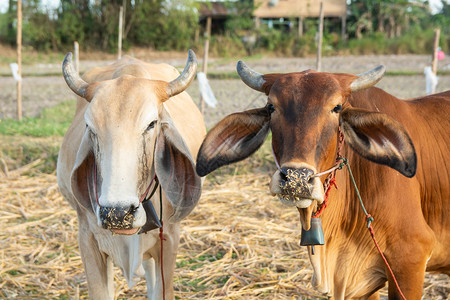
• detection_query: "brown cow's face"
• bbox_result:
[266,72,345,212]
[196,62,416,231]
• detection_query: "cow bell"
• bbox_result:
[139,200,162,234]
[300,217,324,254]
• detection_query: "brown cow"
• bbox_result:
[196,62,450,299]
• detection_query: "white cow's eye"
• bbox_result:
[146,120,157,131]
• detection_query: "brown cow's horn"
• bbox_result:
[236,60,266,92]
[350,65,386,92]
[62,52,89,98]
[167,49,197,98]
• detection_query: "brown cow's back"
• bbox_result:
[349,88,450,274]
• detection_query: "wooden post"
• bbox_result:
[341,15,346,43]
[316,2,324,72]
[74,41,79,74]
[255,17,260,29]
[200,16,211,115]
[118,6,123,59]
[431,28,440,75]
[298,16,303,38]
[16,0,22,121]
[122,0,126,34]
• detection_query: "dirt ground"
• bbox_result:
[1,53,449,124]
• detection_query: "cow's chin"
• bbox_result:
[277,195,317,231]
[110,227,140,235]
[278,194,314,208]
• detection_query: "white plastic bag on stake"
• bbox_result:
[197,72,217,108]
[10,63,22,82]
[424,66,438,95]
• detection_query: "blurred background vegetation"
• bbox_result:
[0,0,448,56]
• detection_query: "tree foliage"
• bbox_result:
[0,0,448,54]
[0,0,198,52]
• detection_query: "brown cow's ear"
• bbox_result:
[155,108,202,223]
[340,108,417,177]
[196,107,271,176]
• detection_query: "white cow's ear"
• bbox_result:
[340,107,417,177]
[70,129,95,210]
[196,107,271,176]
[154,108,202,223]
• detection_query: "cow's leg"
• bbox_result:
[148,224,180,300]
[143,258,156,299]
[78,217,114,300]
[386,263,426,300]
[385,224,435,299]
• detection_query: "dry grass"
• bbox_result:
[0,162,449,299]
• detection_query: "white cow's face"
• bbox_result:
[63,50,202,235]
[85,78,163,235]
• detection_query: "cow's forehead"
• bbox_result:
[85,77,162,132]
[269,72,343,106]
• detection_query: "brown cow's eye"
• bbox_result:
[267,104,275,114]
[146,120,157,131]
[332,105,342,113]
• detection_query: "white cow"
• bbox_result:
[57,50,206,299]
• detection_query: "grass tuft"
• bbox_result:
[0,100,75,137]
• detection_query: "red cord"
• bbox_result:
[366,215,407,300]
[310,128,406,298]
[313,177,337,218]
[139,174,157,203]
[312,128,344,218]
[159,222,166,300]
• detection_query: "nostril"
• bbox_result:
[280,171,288,181]
[128,204,138,214]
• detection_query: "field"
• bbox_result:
[0,52,449,299]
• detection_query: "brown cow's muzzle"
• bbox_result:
[271,167,324,207]
[279,167,314,202]
[270,165,325,230]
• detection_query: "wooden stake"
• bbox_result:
[74,41,79,74]
[118,6,123,60]
[341,15,346,43]
[122,0,126,35]
[16,0,22,121]
[316,2,324,72]
[200,16,211,115]
[298,16,303,38]
[255,17,260,29]
[431,28,440,75]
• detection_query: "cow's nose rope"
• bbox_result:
[340,158,407,300]
[271,144,285,176]
[158,186,166,300]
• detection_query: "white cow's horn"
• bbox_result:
[350,65,386,92]
[62,52,89,98]
[167,49,198,98]
[236,60,266,92]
